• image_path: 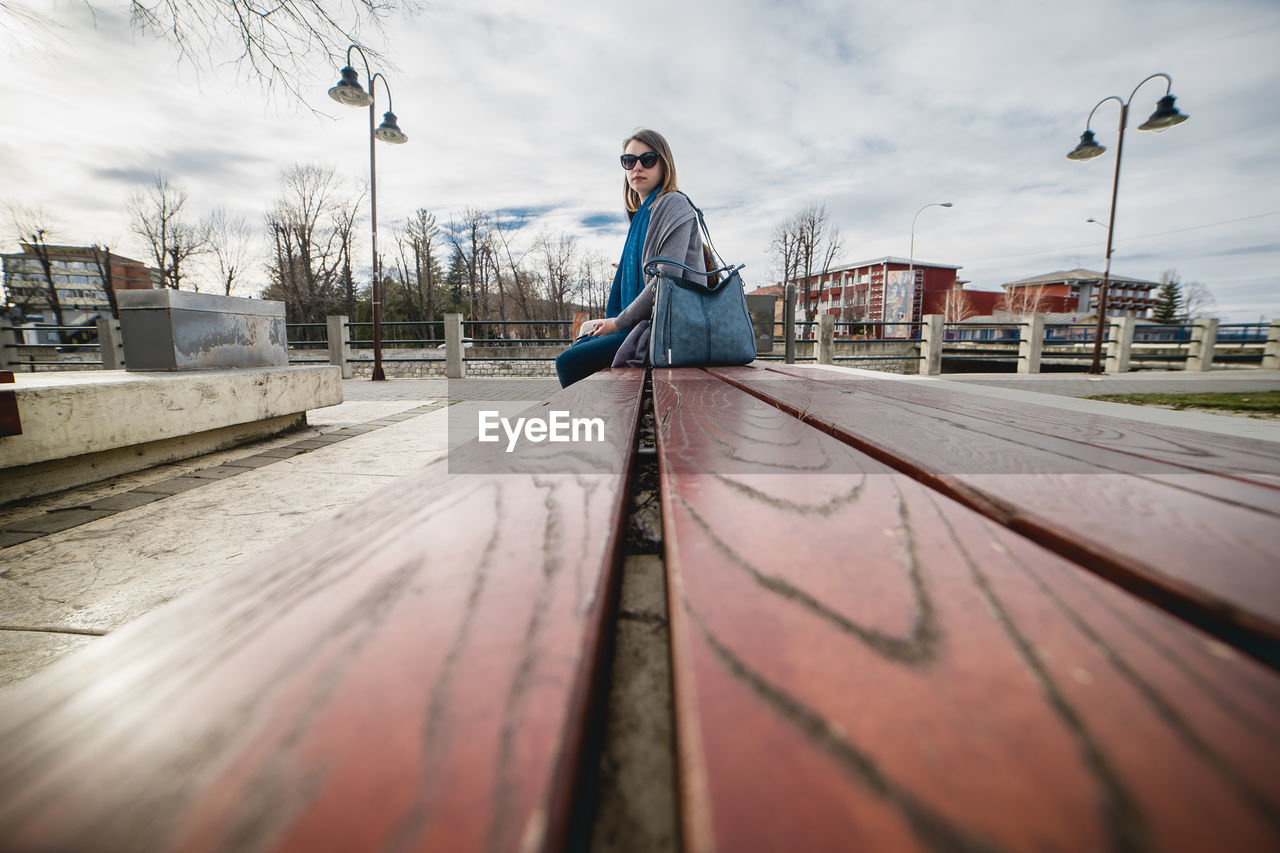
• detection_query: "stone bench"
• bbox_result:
[0,366,341,503]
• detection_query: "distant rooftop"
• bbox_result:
[1002,268,1159,288]
[830,257,962,272]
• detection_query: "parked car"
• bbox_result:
[436,338,474,349]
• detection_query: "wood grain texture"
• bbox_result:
[654,369,1280,853]
[710,365,1280,665]
[772,366,1280,488]
[0,369,645,853]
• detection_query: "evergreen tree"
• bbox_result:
[1153,272,1182,324]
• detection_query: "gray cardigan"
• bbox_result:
[610,192,707,368]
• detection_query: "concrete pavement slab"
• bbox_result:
[0,631,95,690]
[0,399,436,526]
[0,437,450,634]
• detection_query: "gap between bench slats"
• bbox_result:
[0,369,646,853]
[654,368,1280,853]
[709,365,1280,669]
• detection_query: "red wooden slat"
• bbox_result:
[711,365,1280,666]
[655,369,1280,852]
[769,364,1280,489]
[0,369,645,853]
[0,369,19,436]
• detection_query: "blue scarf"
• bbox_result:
[606,188,660,318]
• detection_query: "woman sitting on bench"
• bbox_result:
[556,128,710,387]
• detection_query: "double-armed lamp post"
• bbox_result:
[1066,72,1188,374]
[328,45,408,381]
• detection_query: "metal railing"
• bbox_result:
[463,320,573,361]
[1,324,105,370]
[279,314,1280,376]
[1208,323,1268,366]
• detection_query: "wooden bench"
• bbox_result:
[0,370,19,436]
[1,363,1277,852]
[655,365,1280,851]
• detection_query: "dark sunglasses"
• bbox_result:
[620,152,660,170]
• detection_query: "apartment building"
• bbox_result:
[2,244,159,328]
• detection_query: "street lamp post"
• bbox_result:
[329,45,408,382]
[908,202,953,336]
[1067,72,1188,374]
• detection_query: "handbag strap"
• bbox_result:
[677,192,730,270]
[644,256,744,292]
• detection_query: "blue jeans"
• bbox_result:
[556,329,630,387]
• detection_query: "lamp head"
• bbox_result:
[1137,94,1189,132]
[940,202,953,208]
[375,111,408,144]
[328,66,373,107]
[1067,129,1106,161]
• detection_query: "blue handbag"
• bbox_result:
[645,205,756,368]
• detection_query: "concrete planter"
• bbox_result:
[119,290,287,371]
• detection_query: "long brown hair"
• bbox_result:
[623,129,717,285]
[622,129,680,213]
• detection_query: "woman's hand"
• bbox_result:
[580,317,619,337]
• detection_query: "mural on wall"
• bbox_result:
[884,269,915,338]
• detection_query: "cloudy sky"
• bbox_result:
[4,0,1278,321]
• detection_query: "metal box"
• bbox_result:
[118,290,287,371]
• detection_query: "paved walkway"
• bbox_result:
[2,370,1277,690]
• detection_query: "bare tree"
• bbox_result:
[394,207,441,322]
[128,173,209,290]
[1000,284,1049,315]
[772,205,842,326]
[445,208,492,319]
[794,203,842,323]
[264,163,363,323]
[490,211,535,326]
[7,206,65,328]
[1181,280,1217,320]
[90,245,121,319]
[532,231,579,326]
[574,250,612,317]
[121,0,419,103]
[769,215,803,291]
[205,207,256,296]
[942,286,976,323]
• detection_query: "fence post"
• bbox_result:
[1017,313,1044,374]
[817,314,835,364]
[1186,317,1219,372]
[445,313,466,379]
[919,314,943,376]
[784,283,796,364]
[1105,315,1134,374]
[326,315,353,379]
[1262,319,1280,370]
[96,317,125,370]
[0,319,13,371]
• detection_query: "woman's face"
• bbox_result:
[624,139,664,198]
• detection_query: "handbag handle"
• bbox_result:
[644,256,745,292]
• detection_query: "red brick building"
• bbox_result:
[768,257,999,337]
